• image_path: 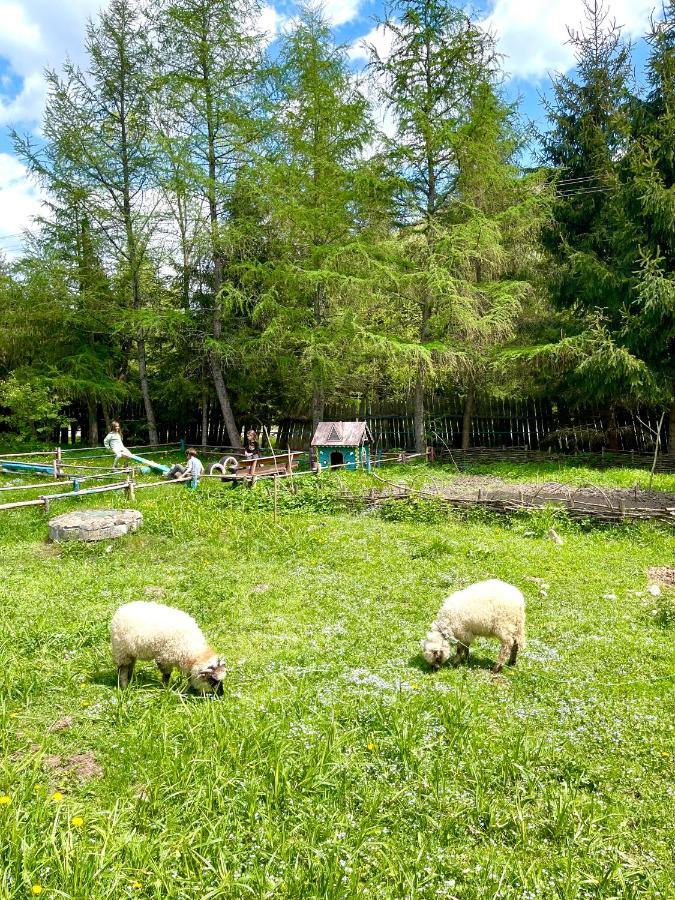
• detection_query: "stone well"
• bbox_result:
[48,509,143,542]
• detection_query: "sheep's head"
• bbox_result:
[421,627,451,670]
[190,656,226,694]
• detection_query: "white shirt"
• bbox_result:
[104,432,126,454]
[184,457,204,479]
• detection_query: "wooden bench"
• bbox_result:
[209,452,303,485]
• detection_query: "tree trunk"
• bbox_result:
[604,404,620,451]
[462,388,475,451]
[102,403,112,434]
[668,396,675,456]
[414,364,426,454]
[312,382,324,433]
[201,390,209,448]
[118,59,159,448]
[87,398,99,446]
[137,337,159,444]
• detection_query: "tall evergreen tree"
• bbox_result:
[20,0,163,442]
[624,4,675,448]
[154,0,264,448]
[253,7,375,431]
[541,0,659,445]
[371,0,548,451]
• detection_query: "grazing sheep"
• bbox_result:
[110,601,226,692]
[421,579,526,674]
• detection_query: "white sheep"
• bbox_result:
[421,579,526,674]
[110,601,226,692]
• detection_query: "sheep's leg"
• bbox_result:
[507,640,519,667]
[157,662,172,685]
[492,642,511,674]
[451,644,470,667]
[117,660,135,688]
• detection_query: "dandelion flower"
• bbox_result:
[9,712,18,718]
[367,742,376,751]
[131,881,143,890]
[71,816,84,827]
[51,791,64,802]
[31,886,43,895]
[0,795,11,805]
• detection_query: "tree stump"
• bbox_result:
[48,509,143,542]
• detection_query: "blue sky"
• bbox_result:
[0,0,658,257]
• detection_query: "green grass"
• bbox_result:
[0,467,673,899]
[457,459,675,493]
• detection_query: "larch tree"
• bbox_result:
[370,0,549,451]
[153,0,265,448]
[450,83,552,448]
[22,0,164,442]
[253,7,377,431]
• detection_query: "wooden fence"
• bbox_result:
[50,396,671,455]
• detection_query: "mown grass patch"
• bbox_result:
[0,467,673,898]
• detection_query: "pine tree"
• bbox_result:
[542,0,673,447]
[625,4,675,449]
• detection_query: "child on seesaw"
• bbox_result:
[103,421,133,468]
[164,447,205,483]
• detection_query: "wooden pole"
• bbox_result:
[0,497,47,511]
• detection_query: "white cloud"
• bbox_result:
[0,70,46,125]
[247,2,290,43]
[482,0,656,81]
[0,0,103,128]
[0,152,43,258]
[0,2,44,54]
[349,23,394,63]
[320,0,361,27]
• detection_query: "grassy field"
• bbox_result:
[0,462,673,899]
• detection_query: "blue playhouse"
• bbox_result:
[311,421,373,471]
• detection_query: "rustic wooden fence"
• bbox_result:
[51,396,671,455]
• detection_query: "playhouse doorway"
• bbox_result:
[330,451,344,468]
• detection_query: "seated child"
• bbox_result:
[103,421,133,468]
[164,447,204,483]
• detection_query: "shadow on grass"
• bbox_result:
[408,651,501,674]
[90,668,223,702]
[90,668,162,690]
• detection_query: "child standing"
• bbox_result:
[243,429,260,459]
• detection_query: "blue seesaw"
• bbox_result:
[126,453,171,475]
[0,460,56,475]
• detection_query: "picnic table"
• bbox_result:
[209,451,303,485]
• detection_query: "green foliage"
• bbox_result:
[0,373,68,440]
[2,0,672,448]
[540,0,674,415]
